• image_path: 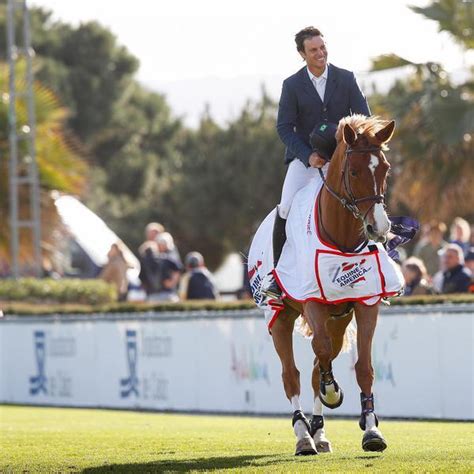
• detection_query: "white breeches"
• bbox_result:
[278,159,326,219]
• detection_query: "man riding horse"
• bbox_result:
[249,27,412,456]
[265,26,371,302]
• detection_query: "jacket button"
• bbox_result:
[323,107,327,112]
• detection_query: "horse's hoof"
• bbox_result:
[362,430,387,452]
[315,439,333,453]
[319,385,344,409]
[295,437,318,456]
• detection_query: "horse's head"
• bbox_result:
[338,117,395,243]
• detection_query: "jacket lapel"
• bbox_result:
[300,66,323,104]
[323,64,338,106]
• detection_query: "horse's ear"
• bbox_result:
[375,120,395,143]
[343,124,357,145]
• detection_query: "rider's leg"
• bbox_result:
[265,159,318,298]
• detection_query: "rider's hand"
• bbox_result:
[309,152,327,168]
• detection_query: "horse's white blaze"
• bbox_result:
[374,203,390,234]
[369,154,390,235]
[369,154,379,183]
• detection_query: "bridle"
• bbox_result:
[318,145,385,221]
[317,144,387,252]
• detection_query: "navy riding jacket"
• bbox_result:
[277,64,371,167]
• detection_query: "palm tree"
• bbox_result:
[0,61,87,273]
[369,0,473,222]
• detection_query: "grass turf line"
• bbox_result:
[1,405,473,473]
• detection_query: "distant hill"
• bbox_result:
[143,66,470,128]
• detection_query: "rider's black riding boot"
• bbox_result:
[265,209,287,299]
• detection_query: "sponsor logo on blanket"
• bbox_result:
[331,258,372,288]
[248,260,264,304]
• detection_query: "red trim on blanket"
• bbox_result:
[314,248,382,300]
[268,303,285,333]
[374,251,386,292]
[273,266,397,312]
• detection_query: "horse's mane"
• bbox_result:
[335,114,391,147]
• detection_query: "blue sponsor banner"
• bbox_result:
[120,330,139,398]
[29,331,47,395]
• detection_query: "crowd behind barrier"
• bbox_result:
[96,217,473,303]
[16,215,469,303]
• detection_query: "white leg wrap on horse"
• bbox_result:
[364,412,382,438]
[313,397,323,416]
[291,395,302,412]
[293,420,311,441]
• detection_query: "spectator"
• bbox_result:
[401,257,434,296]
[449,217,471,255]
[465,249,474,293]
[99,242,130,301]
[149,233,182,302]
[138,222,164,256]
[138,240,161,297]
[436,244,471,294]
[413,221,447,277]
[180,252,218,300]
[138,222,165,297]
[157,232,182,264]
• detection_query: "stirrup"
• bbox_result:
[263,275,283,304]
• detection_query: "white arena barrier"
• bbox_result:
[0,304,472,420]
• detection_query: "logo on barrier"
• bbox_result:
[231,343,270,384]
[30,331,47,395]
[120,330,139,398]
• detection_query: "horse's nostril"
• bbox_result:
[366,224,374,234]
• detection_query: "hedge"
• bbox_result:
[0,278,117,305]
[0,287,473,317]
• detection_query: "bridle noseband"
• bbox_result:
[318,145,385,221]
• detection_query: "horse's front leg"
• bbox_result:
[310,313,354,453]
[304,302,344,409]
[271,312,317,456]
[354,302,387,452]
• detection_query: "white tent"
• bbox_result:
[53,194,141,285]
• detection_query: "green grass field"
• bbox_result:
[1,405,473,473]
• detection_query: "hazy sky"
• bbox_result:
[29,0,471,125]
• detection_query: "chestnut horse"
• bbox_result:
[270,116,396,455]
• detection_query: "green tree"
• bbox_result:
[165,90,286,269]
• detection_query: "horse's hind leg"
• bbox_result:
[354,303,387,452]
[271,310,317,456]
[310,313,353,453]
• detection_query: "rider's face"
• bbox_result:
[300,36,328,74]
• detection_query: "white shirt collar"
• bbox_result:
[307,64,328,82]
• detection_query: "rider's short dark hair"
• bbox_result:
[295,27,324,53]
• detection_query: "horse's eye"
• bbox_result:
[350,169,357,177]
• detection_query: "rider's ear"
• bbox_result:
[375,121,395,143]
[343,124,357,145]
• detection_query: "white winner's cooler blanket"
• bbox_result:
[248,178,404,330]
